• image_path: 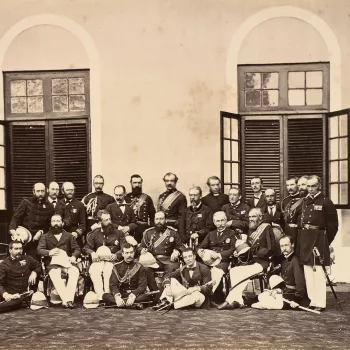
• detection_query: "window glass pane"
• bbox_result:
[288,72,305,88]
[288,90,305,106]
[340,160,348,182]
[330,139,339,160]
[329,116,339,138]
[223,117,230,139]
[10,80,26,97]
[330,161,339,182]
[330,184,339,205]
[244,73,261,89]
[232,163,239,183]
[224,163,231,183]
[0,189,5,210]
[224,140,230,160]
[231,118,238,139]
[52,78,68,95]
[340,138,348,159]
[224,185,231,195]
[27,80,43,96]
[69,78,85,94]
[306,89,322,105]
[0,168,5,188]
[245,90,261,107]
[69,95,85,111]
[339,114,348,137]
[262,90,278,107]
[52,96,68,112]
[0,147,4,167]
[306,71,323,88]
[11,97,27,113]
[340,184,348,205]
[262,73,278,89]
[0,125,4,146]
[27,96,43,113]
[231,141,238,161]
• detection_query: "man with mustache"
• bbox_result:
[82,175,115,231]
[125,174,156,243]
[0,241,41,313]
[55,182,86,247]
[37,214,81,308]
[106,185,137,236]
[247,177,267,213]
[251,235,308,310]
[218,208,275,310]
[84,210,125,300]
[157,172,187,230]
[264,189,284,227]
[9,182,54,260]
[201,176,229,213]
[179,186,214,245]
[46,181,59,209]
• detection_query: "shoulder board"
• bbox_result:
[166,225,178,232]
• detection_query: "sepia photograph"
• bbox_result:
[0,0,349,349]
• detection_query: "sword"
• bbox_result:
[282,298,321,314]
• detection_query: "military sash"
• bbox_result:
[130,194,148,216]
[153,228,171,249]
[112,262,141,283]
[248,223,269,249]
[285,197,304,221]
[158,191,182,212]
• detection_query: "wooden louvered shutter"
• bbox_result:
[243,119,281,201]
[10,123,47,208]
[287,118,323,181]
[51,120,89,200]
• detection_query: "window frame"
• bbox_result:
[238,62,330,114]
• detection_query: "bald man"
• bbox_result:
[55,182,86,247]
[264,189,284,228]
[9,182,54,259]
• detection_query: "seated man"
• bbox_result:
[252,235,309,310]
[0,241,40,313]
[102,243,149,309]
[84,210,125,300]
[158,248,212,309]
[218,208,275,310]
[37,214,81,309]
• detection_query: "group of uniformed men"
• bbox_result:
[0,172,338,313]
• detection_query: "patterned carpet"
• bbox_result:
[0,289,349,350]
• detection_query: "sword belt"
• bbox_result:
[302,224,324,230]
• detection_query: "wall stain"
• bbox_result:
[131,95,142,106]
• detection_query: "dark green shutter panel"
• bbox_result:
[52,122,89,200]
[288,118,323,180]
[244,120,280,201]
[10,124,46,209]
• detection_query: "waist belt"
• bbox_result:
[287,223,298,228]
[303,224,324,230]
[285,285,296,290]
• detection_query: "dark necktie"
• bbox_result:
[52,200,56,208]
[269,207,273,216]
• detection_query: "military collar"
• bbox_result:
[290,192,300,197]
[307,192,321,200]
[230,200,241,208]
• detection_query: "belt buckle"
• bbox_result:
[304,224,310,229]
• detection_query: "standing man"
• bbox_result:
[298,175,338,312]
[0,241,41,313]
[9,182,54,259]
[46,181,60,209]
[264,189,284,228]
[37,214,81,309]
[179,186,214,245]
[84,210,125,300]
[82,175,115,231]
[202,176,229,213]
[55,182,86,247]
[125,174,156,243]
[247,177,267,213]
[222,187,250,234]
[105,185,137,236]
[158,172,187,229]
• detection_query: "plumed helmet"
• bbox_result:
[96,245,112,261]
[83,291,99,309]
[139,252,159,269]
[269,275,284,289]
[30,291,48,310]
[15,226,32,244]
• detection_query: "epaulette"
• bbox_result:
[167,225,178,232]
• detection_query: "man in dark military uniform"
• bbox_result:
[157,172,187,229]
[81,175,115,231]
[179,186,214,246]
[102,243,149,309]
[247,177,267,213]
[139,211,185,274]
[55,182,86,247]
[202,176,229,213]
[222,187,249,235]
[125,174,156,243]
[9,182,54,260]
[105,185,137,236]
[84,210,125,300]
[297,175,338,311]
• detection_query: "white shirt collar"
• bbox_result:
[48,197,57,203]
[254,192,262,199]
[307,191,321,199]
[187,262,197,269]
